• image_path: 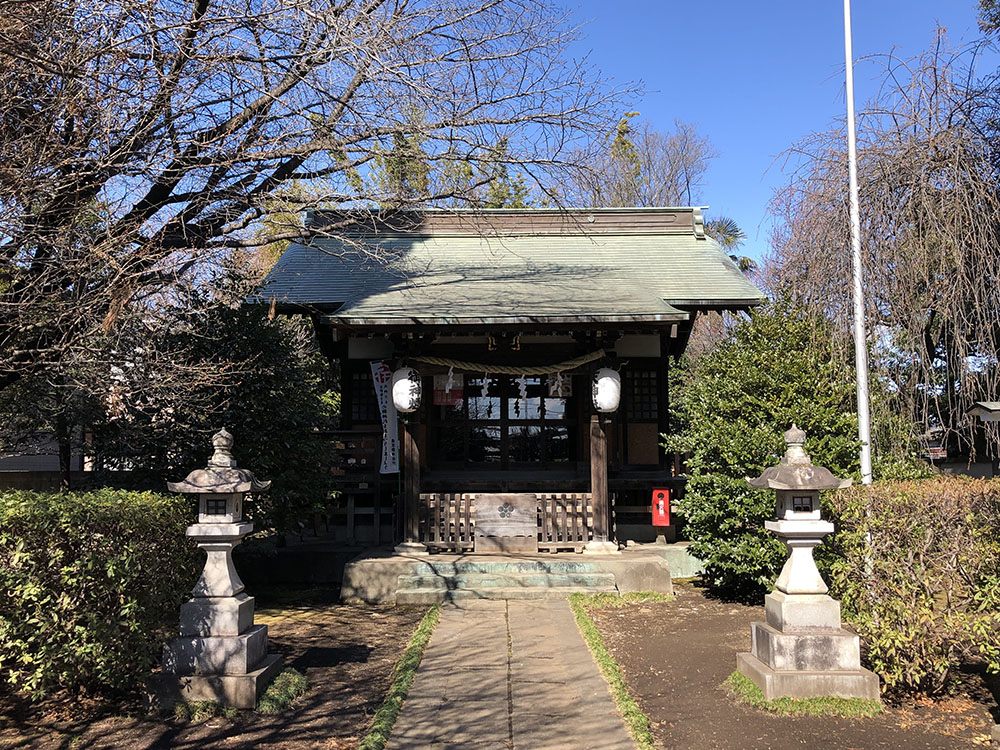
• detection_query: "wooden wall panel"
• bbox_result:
[627,423,661,465]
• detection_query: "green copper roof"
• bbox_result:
[251,208,765,326]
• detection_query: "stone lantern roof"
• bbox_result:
[746,424,852,492]
[166,428,271,494]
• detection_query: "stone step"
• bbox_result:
[397,572,618,590]
[406,560,600,576]
[396,585,618,605]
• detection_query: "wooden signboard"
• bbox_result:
[475,493,539,553]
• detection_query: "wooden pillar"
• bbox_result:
[403,422,421,543]
[590,414,609,542]
[658,336,671,469]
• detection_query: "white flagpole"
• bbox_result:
[844,0,873,484]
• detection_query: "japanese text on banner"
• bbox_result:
[370,361,399,473]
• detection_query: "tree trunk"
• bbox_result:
[56,410,72,493]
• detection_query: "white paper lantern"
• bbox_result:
[591,367,621,413]
[391,367,422,413]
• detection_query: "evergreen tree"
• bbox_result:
[667,301,927,596]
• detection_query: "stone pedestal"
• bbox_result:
[155,428,283,709]
[158,523,283,708]
[737,522,879,700]
[738,591,879,700]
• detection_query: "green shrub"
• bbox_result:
[665,301,929,597]
[0,489,199,699]
[827,477,1000,696]
[665,303,862,596]
[89,299,339,532]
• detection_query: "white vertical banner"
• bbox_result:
[370,360,399,473]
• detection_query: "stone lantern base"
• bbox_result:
[154,589,285,709]
[155,584,285,709]
[152,526,283,709]
[737,591,879,701]
[156,652,284,709]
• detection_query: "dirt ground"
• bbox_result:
[0,589,424,750]
[4,583,998,750]
[591,580,998,750]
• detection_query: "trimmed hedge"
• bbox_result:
[827,477,1000,696]
[0,489,198,699]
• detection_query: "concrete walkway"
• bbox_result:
[389,600,637,750]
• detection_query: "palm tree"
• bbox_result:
[705,216,755,274]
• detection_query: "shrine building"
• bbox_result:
[253,207,763,555]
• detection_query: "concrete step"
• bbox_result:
[396,585,618,605]
[407,560,600,576]
[397,572,618,590]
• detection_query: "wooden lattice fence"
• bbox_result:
[537,493,593,551]
[419,493,476,551]
[417,492,594,552]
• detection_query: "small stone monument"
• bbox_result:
[736,424,880,700]
[157,428,283,708]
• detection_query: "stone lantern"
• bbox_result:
[736,424,879,700]
[157,428,283,709]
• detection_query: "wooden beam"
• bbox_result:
[340,359,355,429]
[403,422,421,543]
[658,335,671,469]
[590,414,609,542]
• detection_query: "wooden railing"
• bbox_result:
[417,492,593,552]
[537,493,593,552]
[419,493,476,551]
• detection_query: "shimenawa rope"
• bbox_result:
[409,348,605,376]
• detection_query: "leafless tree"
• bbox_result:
[0,0,628,394]
[557,115,717,207]
[764,34,1000,458]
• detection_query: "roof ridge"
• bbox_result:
[304,207,708,238]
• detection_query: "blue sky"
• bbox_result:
[566,0,996,262]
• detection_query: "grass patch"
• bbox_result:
[173,668,308,720]
[257,668,308,715]
[724,671,883,718]
[569,594,657,750]
[358,604,442,750]
[173,701,239,722]
[575,591,674,610]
